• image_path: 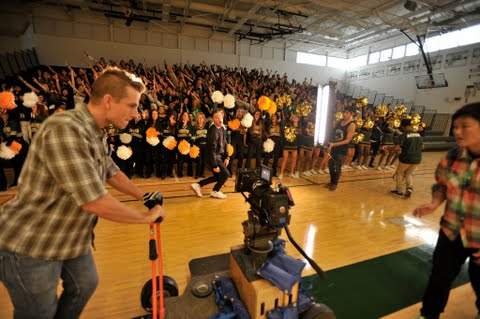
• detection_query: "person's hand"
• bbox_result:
[213,166,220,173]
[224,158,229,167]
[413,203,438,218]
[143,191,163,209]
[146,205,166,224]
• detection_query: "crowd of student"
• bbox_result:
[0,57,424,196]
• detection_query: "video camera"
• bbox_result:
[235,166,294,261]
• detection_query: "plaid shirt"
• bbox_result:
[434,147,480,248]
[0,104,119,260]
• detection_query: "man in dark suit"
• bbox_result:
[191,108,230,199]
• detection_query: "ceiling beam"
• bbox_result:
[228,2,262,35]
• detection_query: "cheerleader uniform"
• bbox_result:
[176,123,194,177]
[283,124,301,151]
[145,119,163,178]
[192,124,208,178]
[264,123,282,176]
[160,121,176,178]
[246,120,264,169]
[229,124,247,172]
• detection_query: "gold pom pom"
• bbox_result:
[356,117,364,127]
[284,126,297,143]
[352,133,365,144]
[228,119,241,130]
[258,96,273,111]
[178,139,191,155]
[363,119,374,129]
[227,144,234,157]
[335,111,343,121]
[296,102,312,117]
[356,97,368,107]
[375,104,388,118]
[146,127,160,138]
[189,145,200,159]
[267,101,277,115]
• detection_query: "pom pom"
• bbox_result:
[335,111,343,121]
[22,92,39,108]
[146,127,160,138]
[189,145,200,159]
[0,91,16,110]
[211,91,224,104]
[9,141,22,154]
[227,144,234,157]
[356,96,368,107]
[284,126,297,143]
[0,142,15,159]
[355,117,363,127]
[116,145,133,160]
[263,138,275,153]
[119,133,132,144]
[296,101,312,117]
[223,94,235,109]
[146,136,160,146]
[363,119,374,129]
[258,96,272,111]
[163,136,177,150]
[267,101,277,115]
[241,112,253,128]
[375,104,388,118]
[228,119,241,130]
[178,139,191,155]
[352,133,365,144]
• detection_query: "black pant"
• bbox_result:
[421,229,480,318]
[195,144,208,178]
[328,151,345,186]
[198,162,230,192]
[247,137,262,169]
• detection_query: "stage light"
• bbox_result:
[314,85,331,146]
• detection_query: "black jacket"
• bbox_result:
[207,123,228,168]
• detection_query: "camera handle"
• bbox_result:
[284,225,325,278]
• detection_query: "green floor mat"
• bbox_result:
[301,245,470,319]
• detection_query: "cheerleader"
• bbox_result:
[176,111,194,177]
[145,110,162,178]
[327,107,356,191]
[279,114,301,179]
[356,119,373,170]
[246,110,265,169]
[192,112,208,178]
[228,108,247,174]
[263,112,283,177]
[130,112,147,178]
[160,111,177,178]
[376,119,397,170]
[298,119,315,176]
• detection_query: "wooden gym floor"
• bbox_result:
[0,151,476,318]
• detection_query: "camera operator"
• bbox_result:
[0,67,165,319]
[191,108,231,199]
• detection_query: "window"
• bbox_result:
[424,35,444,53]
[348,54,368,69]
[327,56,348,69]
[457,24,480,46]
[406,43,419,56]
[296,52,326,66]
[392,45,405,59]
[380,48,392,62]
[368,51,380,64]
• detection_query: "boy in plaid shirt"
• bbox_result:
[414,102,480,319]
